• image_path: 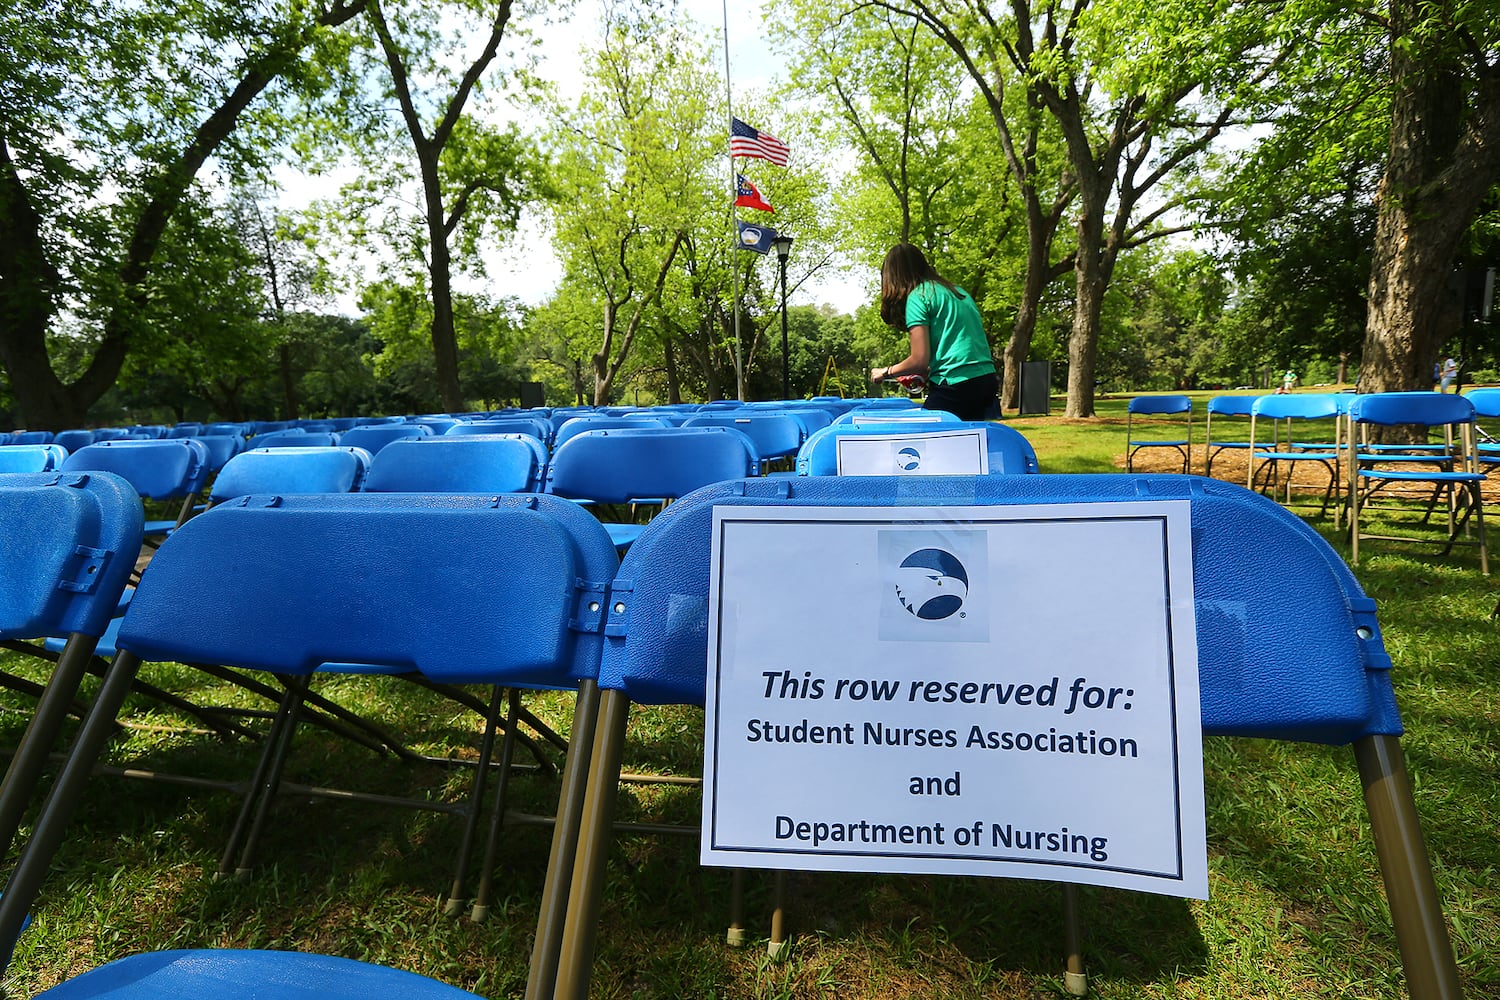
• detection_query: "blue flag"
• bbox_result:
[735,220,778,254]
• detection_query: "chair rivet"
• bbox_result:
[1356,626,1373,640]
[588,601,600,613]
[613,601,626,614]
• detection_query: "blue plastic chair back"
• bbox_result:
[337,424,431,455]
[61,440,210,501]
[445,416,554,447]
[193,433,247,472]
[1251,393,1342,421]
[9,431,54,445]
[682,413,804,460]
[115,493,616,687]
[552,415,672,450]
[1461,387,1500,418]
[1348,391,1475,427]
[797,421,1039,476]
[364,435,543,494]
[0,472,144,641]
[599,474,1399,746]
[0,444,69,474]
[51,430,95,453]
[1128,395,1192,416]
[544,427,759,505]
[37,950,483,999]
[208,447,373,504]
[1205,395,1257,417]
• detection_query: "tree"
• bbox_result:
[359,0,539,412]
[1361,0,1500,392]
[0,0,367,429]
[543,5,719,405]
[866,0,1283,415]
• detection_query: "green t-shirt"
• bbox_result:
[904,281,995,385]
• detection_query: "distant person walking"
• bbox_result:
[1440,356,1459,392]
[869,243,1000,420]
[1278,369,1298,394]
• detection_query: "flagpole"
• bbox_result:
[722,0,744,401]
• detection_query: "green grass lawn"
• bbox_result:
[1,414,1496,999]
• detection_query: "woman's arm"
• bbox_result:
[870,325,932,382]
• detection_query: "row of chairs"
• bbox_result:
[0,470,1465,998]
[1133,391,1493,572]
[0,396,917,455]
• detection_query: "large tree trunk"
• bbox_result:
[1360,1,1499,393]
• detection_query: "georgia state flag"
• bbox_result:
[735,174,774,213]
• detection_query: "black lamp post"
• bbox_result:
[771,233,794,400]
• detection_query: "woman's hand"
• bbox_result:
[870,367,886,382]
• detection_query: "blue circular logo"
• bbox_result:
[896,447,921,471]
[895,548,969,620]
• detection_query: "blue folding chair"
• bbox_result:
[1125,395,1192,473]
[61,439,211,540]
[552,474,1460,1000]
[1347,392,1488,572]
[543,426,759,550]
[51,430,95,453]
[1247,394,1344,523]
[364,435,543,494]
[209,447,373,504]
[0,444,69,473]
[445,416,555,448]
[0,473,142,875]
[796,421,1039,476]
[682,413,805,471]
[0,493,618,993]
[1203,395,1271,478]
[336,423,432,454]
[551,415,672,450]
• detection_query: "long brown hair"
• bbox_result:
[880,243,956,328]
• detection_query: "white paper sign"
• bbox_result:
[835,429,989,476]
[701,502,1207,899]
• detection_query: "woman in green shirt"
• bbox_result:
[869,243,1000,420]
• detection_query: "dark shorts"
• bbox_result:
[924,371,1000,421]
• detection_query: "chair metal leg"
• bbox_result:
[216,680,305,879]
[0,651,144,973]
[230,675,311,879]
[524,680,601,1000]
[0,634,96,860]
[1353,734,1463,1000]
[470,689,525,921]
[767,870,789,957]
[1062,882,1087,995]
[444,686,507,916]
[553,691,632,1000]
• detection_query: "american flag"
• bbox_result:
[730,117,790,166]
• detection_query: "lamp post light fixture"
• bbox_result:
[771,233,794,400]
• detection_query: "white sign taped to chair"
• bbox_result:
[835,429,988,476]
[701,501,1208,898]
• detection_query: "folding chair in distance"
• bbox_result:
[543,426,759,550]
[1247,393,1344,524]
[1202,395,1269,478]
[551,473,1462,1000]
[0,492,618,993]
[1125,395,1192,473]
[1347,391,1488,573]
